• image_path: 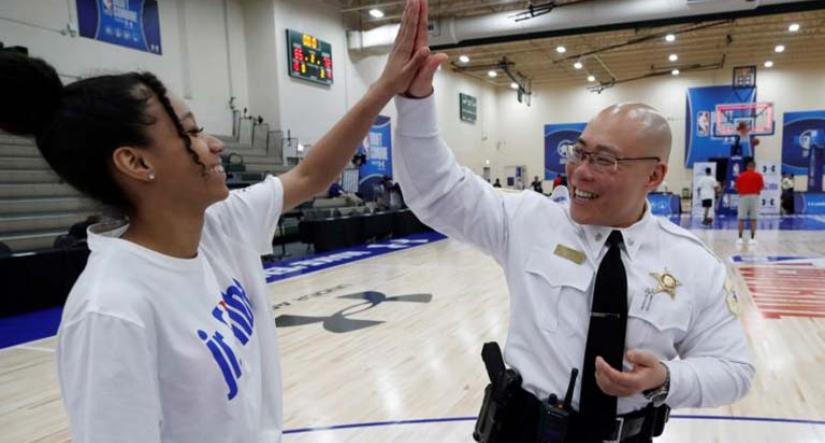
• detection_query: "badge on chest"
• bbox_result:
[641,269,681,311]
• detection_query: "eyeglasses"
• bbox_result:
[565,145,660,173]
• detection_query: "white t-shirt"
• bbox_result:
[57,176,285,443]
[697,175,718,200]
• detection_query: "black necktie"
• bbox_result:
[579,230,628,441]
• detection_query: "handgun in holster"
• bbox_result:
[473,342,522,443]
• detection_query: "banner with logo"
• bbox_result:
[76,0,162,54]
[358,115,392,199]
[648,194,680,216]
[685,85,756,167]
[794,193,825,214]
[544,123,585,180]
[782,110,825,192]
[757,161,781,215]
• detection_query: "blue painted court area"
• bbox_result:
[667,214,825,230]
[0,307,62,349]
[0,233,447,350]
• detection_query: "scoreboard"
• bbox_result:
[286,29,333,86]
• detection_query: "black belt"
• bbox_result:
[518,387,670,442]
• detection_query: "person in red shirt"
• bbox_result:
[735,160,764,246]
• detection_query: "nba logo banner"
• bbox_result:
[76,0,162,54]
[544,123,586,180]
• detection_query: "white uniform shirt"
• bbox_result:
[697,175,718,201]
[393,95,754,413]
[57,176,285,443]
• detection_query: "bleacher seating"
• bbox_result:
[0,117,289,253]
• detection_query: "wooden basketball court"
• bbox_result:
[2,217,824,442]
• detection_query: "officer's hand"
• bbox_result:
[373,0,431,97]
[403,0,449,98]
[594,350,668,397]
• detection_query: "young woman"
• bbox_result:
[0,1,445,441]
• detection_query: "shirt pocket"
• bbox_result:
[627,292,692,349]
[524,246,592,333]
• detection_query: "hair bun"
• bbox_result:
[0,52,63,136]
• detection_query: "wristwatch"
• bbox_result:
[643,362,670,406]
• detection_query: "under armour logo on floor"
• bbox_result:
[275,291,432,333]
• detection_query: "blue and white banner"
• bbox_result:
[685,86,756,167]
[782,110,825,191]
[757,161,781,215]
[794,193,825,214]
[544,123,586,180]
[76,0,162,54]
[648,194,680,216]
[358,115,392,199]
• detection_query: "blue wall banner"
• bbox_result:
[782,110,825,191]
[685,86,756,167]
[544,123,586,180]
[77,0,162,54]
[648,194,681,216]
[794,193,825,214]
[358,115,392,199]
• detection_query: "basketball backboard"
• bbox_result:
[713,102,775,137]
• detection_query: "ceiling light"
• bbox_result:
[775,44,785,53]
[368,8,384,18]
[669,54,678,62]
[587,75,595,82]
[788,23,800,32]
[488,70,498,78]
[458,55,470,64]
[671,69,680,76]
[764,60,774,68]
[510,82,519,90]
[556,45,566,54]
[573,61,583,69]
[665,34,676,42]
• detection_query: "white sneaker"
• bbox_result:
[748,237,757,246]
[736,238,744,247]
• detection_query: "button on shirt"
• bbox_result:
[392,95,754,414]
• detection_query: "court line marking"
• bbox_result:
[283,414,825,434]
[15,346,55,353]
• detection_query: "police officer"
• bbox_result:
[392,17,755,442]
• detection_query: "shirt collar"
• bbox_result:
[574,203,654,262]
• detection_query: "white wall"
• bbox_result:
[272,0,351,145]
[0,0,248,135]
[344,52,500,180]
[241,0,280,128]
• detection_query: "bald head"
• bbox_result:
[592,103,672,161]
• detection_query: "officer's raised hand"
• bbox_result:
[402,0,449,98]
[372,0,433,97]
[594,350,668,397]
